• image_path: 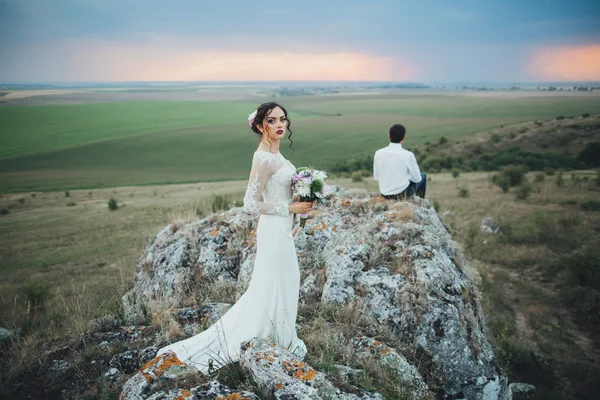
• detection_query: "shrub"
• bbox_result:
[492,173,511,193]
[559,136,571,146]
[577,142,600,167]
[18,198,25,204]
[108,198,119,211]
[329,154,373,174]
[581,200,600,212]
[351,171,363,182]
[234,200,244,208]
[515,182,534,201]
[560,199,577,206]
[22,281,52,309]
[0,208,9,215]
[439,136,448,145]
[555,171,564,187]
[458,187,469,198]
[492,133,502,143]
[582,113,590,118]
[67,201,77,207]
[552,246,600,331]
[452,169,460,178]
[545,168,556,176]
[65,190,70,198]
[534,173,545,182]
[502,165,527,186]
[556,116,565,120]
[433,200,441,212]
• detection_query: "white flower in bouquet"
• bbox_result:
[291,167,329,229]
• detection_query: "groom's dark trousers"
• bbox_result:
[382,173,427,200]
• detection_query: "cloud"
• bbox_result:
[528,45,600,81]
[1,39,416,81]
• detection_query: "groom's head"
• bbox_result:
[389,124,406,144]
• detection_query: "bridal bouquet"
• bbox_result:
[291,167,328,229]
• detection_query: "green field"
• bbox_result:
[1,88,600,399]
[1,93,599,192]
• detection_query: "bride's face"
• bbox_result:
[260,107,288,142]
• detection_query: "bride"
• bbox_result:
[157,102,314,373]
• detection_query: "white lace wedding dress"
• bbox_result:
[157,149,307,373]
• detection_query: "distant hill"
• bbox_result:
[414,114,600,172]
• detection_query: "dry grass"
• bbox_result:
[1,172,599,399]
[298,299,424,398]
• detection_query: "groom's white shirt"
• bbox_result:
[373,143,422,196]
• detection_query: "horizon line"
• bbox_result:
[2,80,600,86]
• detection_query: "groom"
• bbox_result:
[373,124,426,200]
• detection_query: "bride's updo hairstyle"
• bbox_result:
[250,102,294,153]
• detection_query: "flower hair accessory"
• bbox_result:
[248,110,257,127]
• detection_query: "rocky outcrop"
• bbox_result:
[122,188,519,399]
[120,350,261,400]
[351,336,431,399]
[240,337,383,399]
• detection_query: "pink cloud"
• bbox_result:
[10,39,415,81]
[528,45,600,81]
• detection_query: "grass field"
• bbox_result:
[1,172,599,399]
[1,92,599,192]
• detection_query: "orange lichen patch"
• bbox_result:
[369,197,387,205]
[366,340,399,356]
[341,198,352,207]
[209,228,220,237]
[246,229,257,246]
[175,389,192,400]
[141,353,188,383]
[216,394,254,400]
[241,341,254,351]
[312,222,327,232]
[282,360,317,382]
[275,383,283,390]
[259,352,276,362]
[383,207,413,222]
[332,225,338,232]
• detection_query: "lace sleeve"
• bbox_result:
[243,152,290,217]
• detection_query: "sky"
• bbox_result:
[0,0,599,83]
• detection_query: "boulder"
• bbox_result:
[121,189,516,399]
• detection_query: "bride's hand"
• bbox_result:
[289,201,314,214]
